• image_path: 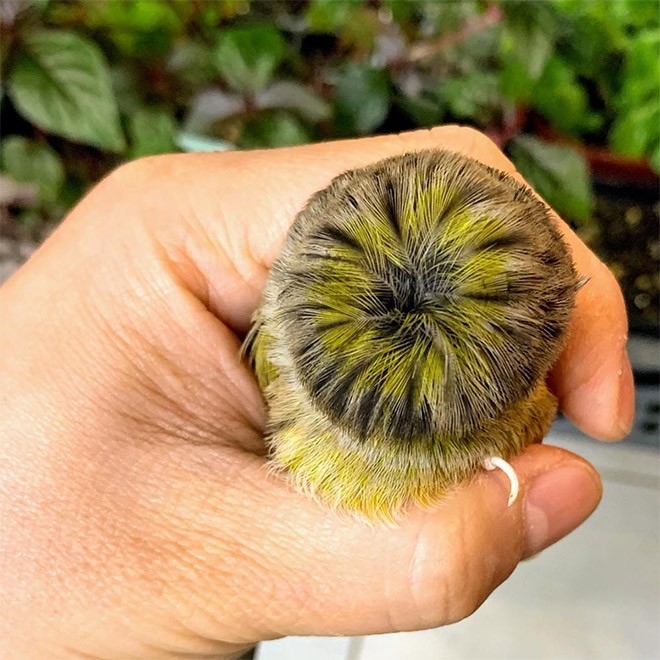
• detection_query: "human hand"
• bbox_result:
[0,126,633,659]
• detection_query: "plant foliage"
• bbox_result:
[1,0,658,231]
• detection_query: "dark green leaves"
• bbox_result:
[531,55,602,135]
[397,92,444,127]
[8,31,125,151]
[214,24,285,95]
[1,136,64,205]
[167,39,217,88]
[305,0,355,33]
[2,0,657,236]
[239,111,310,149]
[257,82,331,123]
[441,72,502,126]
[509,135,593,221]
[334,64,390,135]
[128,108,177,159]
[83,0,182,58]
[501,2,558,80]
[609,29,660,170]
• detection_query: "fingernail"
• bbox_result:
[524,465,602,558]
[615,350,635,438]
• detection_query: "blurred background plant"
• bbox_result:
[1,0,658,329]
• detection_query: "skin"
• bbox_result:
[0,126,632,659]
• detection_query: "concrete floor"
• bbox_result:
[257,390,660,660]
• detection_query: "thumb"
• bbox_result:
[199,444,601,638]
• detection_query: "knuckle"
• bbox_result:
[415,125,514,175]
[101,155,167,192]
[440,124,496,151]
[396,124,493,152]
[87,156,176,229]
[90,155,186,238]
[98,152,227,207]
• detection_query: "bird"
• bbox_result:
[243,149,578,523]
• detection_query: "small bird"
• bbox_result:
[244,150,577,522]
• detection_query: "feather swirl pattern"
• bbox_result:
[245,150,577,521]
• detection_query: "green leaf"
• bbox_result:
[334,64,390,136]
[175,131,235,153]
[83,0,182,58]
[57,173,86,210]
[182,88,244,135]
[650,141,660,174]
[337,6,380,51]
[509,135,593,221]
[498,55,533,104]
[608,29,660,161]
[441,72,503,126]
[7,30,125,151]
[397,91,444,127]
[502,3,558,80]
[214,24,285,95]
[609,103,660,160]
[623,30,660,102]
[128,107,178,159]
[424,1,481,36]
[0,135,64,204]
[110,65,144,115]
[84,0,181,32]
[167,39,217,88]
[552,6,624,84]
[256,81,331,123]
[305,0,378,49]
[198,0,251,26]
[383,0,422,25]
[305,0,356,33]
[530,55,596,135]
[239,111,310,149]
